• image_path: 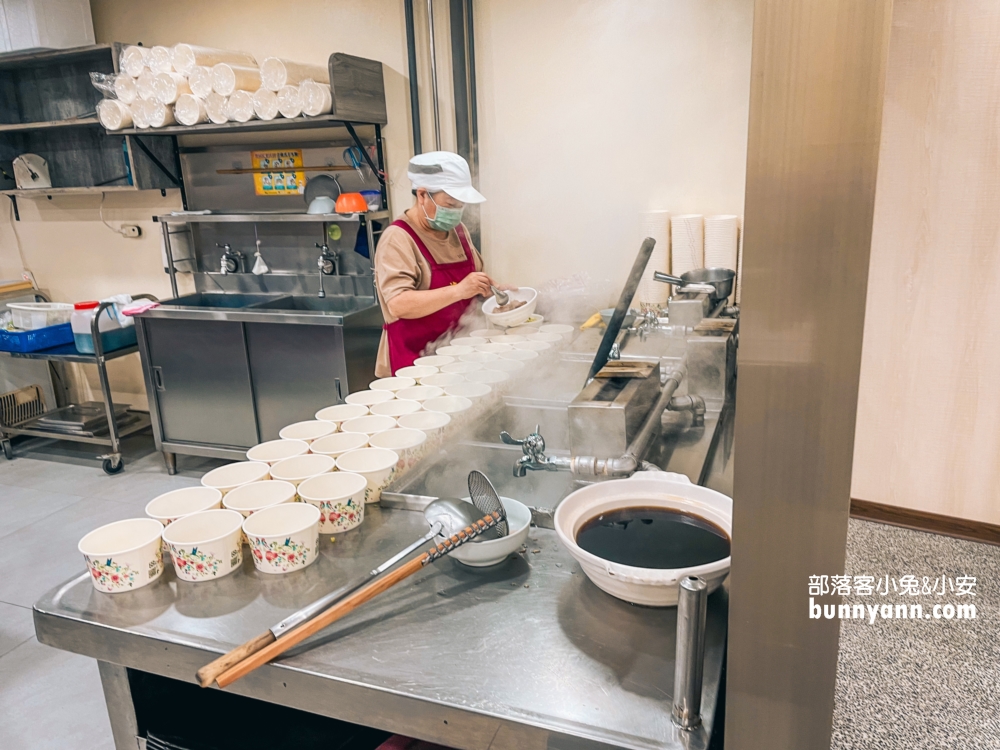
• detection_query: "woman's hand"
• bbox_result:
[454,272,494,300]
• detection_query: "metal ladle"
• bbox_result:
[490,285,509,307]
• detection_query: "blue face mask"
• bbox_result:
[422,195,465,232]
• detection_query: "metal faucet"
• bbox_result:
[315,242,339,298]
[501,426,570,476]
[217,243,243,275]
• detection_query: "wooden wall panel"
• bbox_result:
[853,0,1000,524]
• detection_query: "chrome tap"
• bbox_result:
[315,242,339,298]
[501,426,570,476]
[217,243,243,275]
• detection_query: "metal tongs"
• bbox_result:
[490,284,509,307]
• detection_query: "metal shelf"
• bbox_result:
[0,117,100,133]
[1,411,151,446]
[156,210,389,224]
[0,184,139,198]
[4,342,139,364]
[112,113,385,137]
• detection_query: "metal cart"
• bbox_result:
[0,294,158,474]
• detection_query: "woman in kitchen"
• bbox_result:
[374,150,511,376]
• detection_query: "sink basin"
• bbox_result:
[252,295,376,314]
[164,293,284,309]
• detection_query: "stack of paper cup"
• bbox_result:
[97,99,133,131]
[226,90,256,123]
[300,80,333,116]
[253,88,279,120]
[670,215,704,277]
[635,210,671,307]
[212,63,262,96]
[704,215,739,271]
[172,44,256,76]
[188,66,214,98]
[152,72,191,105]
[205,92,229,124]
[148,46,174,74]
[276,85,302,118]
[174,94,208,126]
[120,45,149,78]
[113,73,137,104]
[136,70,156,101]
[260,58,330,90]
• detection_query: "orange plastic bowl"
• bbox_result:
[336,192,369,214]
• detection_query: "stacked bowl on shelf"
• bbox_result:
[97,43,333,131]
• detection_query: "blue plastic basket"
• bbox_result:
[0,322,75,353]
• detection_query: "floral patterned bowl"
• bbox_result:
[243,502,320,575]
[201,461,270,495]
[315,402,370,426]
[246,438,310,465]
[297,471,367,534]
[222,480,297,517]
[268,454,336,488]
[335,447,399,504]
[309,431,369,458]
[278,420,337,444]
[368,428,428,472]
[161,509,244,582]
[145,487,222,526]
[79,518,165,594]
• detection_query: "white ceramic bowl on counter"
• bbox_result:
[482,287,538,328]
[553,473,732,607]
[395,385,444,403]
[369,399,422,419]
[278,420,337,444]
[443,497,532,567]
[79,518,165,594]
[201,461,270,495]
[340,414,397,436]
[298,471,367,534]
[145,487,222,526]
[222,480,297,518]
[269,454,336,487]
[246,439,310,465]
[243,502,321,575]
[369,376,416,392]
[368,427,428,471]
[335,447,399,504]
[343,390,394,407]
[308,431,369,458]
[162,509,245,582]
[316,403,370,427]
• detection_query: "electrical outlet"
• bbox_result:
[120,225,142,238]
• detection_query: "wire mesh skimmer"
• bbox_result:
[468,470,508,539]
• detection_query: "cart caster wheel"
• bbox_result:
[1,441,12,460]
[102,457,125,475]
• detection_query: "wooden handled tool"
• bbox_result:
[207,511,502,689]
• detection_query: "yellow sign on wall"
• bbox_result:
[252,149,306,196]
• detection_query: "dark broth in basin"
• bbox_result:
[576,506,730,569]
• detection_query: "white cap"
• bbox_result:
[407,151,485,204]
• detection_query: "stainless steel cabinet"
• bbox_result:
[144,318,258,449]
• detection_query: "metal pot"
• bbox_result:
[653,268,736,300]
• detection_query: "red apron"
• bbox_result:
[384,220,477,374]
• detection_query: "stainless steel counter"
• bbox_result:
[34,505,727,750]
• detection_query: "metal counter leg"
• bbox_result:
[163,451,177,475]
[97,661,140,750]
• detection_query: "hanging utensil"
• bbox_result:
[195,497,500,688]
[251,225,269,275]
[343,145,367,182]
[490,285,510,307]
[468,470,509,538]
[208,508,506,689]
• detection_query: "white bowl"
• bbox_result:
[440,361,482,374]
[513,340,552,352]
[539,323,574,340]
[243,503,321,574]
[298,471,367,534]
[162,509,244,582]
[420,372,466,388]
[422,395,474,418]
[443,497,532,567]
[343,390,394,407]
[145,487,223,525]
[553,474,732,607]
[79,518,165,594]
[469,328,506,340]
[506,325,541,336]
[484,359,525,374]
[499,349,539,361]
[450,336,487,347]
[474,342,513,353]
[309,431,369,458]
[279,420,337,444]
[396,410,451,441]
[444,382,492,402]
[435,345,474,356]
[316,403,370,425]
[341,414,397,436]
[370,399,422,418]
[395,385,444,402]
[395,365,438,380]
[414,355,455,367]
[459,352,499,363]
[497,334,525,344]
[370,376,416,392]
[222,480,297,517]
[201,461,270,495]
[528,331,563,344]
[335,447,399,504]
[482,287,538,327]
[247,439,310,465]
[269,454,336,487]
[368,427,428,471]
[465,369,510,386]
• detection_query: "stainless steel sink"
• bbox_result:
[252,295,377,313]
[163,293,284,308]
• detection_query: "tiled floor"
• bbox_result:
[0,434,997,749]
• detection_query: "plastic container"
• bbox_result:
[0,322,74,353]
[71,301,137,354]
[7,302,73,330]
